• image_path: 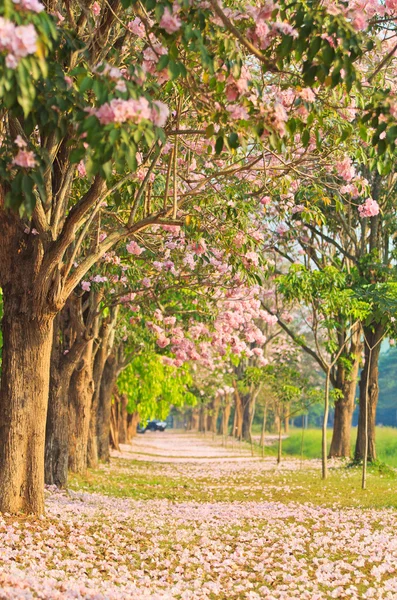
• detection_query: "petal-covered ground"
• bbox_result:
[1,432,397,599]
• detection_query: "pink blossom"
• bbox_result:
[335,156,355,182]
[93,97,152,125]
[126,240,144,255]
[64,75,73,88]
[0,19,38,67]
[12,0,44,13]
[159,7,182,34]
[299,87,316,102]
[157,335,171,348]
[142,277,151,288]
[244,251,260,267]
[81,281,91,291]
[12,149,37,168]
[92,1,100,16]
[77,161,87,177]
[386,0,397,10]
[5,54,18,68]
[128,17,146,37]
[99,232,107,242]
[358,198,380,218]
[227,104,249,120]
[152,101,169,127]
[351,9,368,30]
[14,135,27,148]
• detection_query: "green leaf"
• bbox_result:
[228,132,239,149]
[215,136,224,154]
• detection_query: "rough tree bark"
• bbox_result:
[329,324,362,458]
[45,293,96,487]
[0,208,57,514]
[110,388,121,451]
[97,352,120,461]
[126,412,139,442]
[355,324,384,462]
[118,393,128,444]
[68,336,96,474]
[0,292,54,514]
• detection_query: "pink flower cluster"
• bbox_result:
[358,198,380,218]
[12,150,37,168]
[159,7,182,34]
[12,0,44,12]
[0,18,38,68]
[336,156,356,182]
[126,240,145,256]
[92,98,169,127]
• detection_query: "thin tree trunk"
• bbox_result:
[233,382,243,439]
[97,353,119,461]
[277,417,282,465]
[209,395,220,433]
[223,398,231,437]
[110,392,120,451]
[322,369,331,480]
[355,324,384,462]
[283,402,290,434]
[191,408,200,431]
[0,294,54,514]
[118,394,128,444]
[260,402,268,458]
[242,393,256,441]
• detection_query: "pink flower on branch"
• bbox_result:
[126,240,144,255]
[12,0,44,13]
[12,149,37,168]
[91,1,100,16]
[358,198,380,218]
[159,7,182,34]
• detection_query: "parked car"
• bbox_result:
[146,420,167,432]
[137,420,168,433]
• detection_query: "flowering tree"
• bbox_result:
[0,0,396,515]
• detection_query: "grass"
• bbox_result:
[68,452,397,511]
[255,426,397,467]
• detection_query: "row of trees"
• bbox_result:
[1,0,397,514]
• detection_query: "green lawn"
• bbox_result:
[259,426,397,467]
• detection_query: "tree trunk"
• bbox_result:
[45,299,91,487]
[0,292,54,514]
[127,412,139,442]
[322,369,331,480]
[209,395,220,433]
[45,366,70,487]
[329,325,362,458]
[242,394,255,441]
[97,354,119,461]
[118,394,128,444]
[233,382,243,439]
[68,339,95,474]
[283,403,290,434]
[191,407,200,431]
[355,324,384,462]
[222,398,231,437]
[110,393,120,451]
[87,309,117,468]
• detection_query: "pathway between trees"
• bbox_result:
[0,431,396,599]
